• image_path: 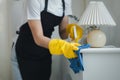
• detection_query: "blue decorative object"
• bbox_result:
[69,44,90,73]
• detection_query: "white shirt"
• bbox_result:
[27,0,72,20]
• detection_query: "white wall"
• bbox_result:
[0,0,12,80]
[109,0,120,47]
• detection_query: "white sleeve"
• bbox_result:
[65,0,72,16]
[27,0,41,20]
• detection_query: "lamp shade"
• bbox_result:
[78,1,116,26]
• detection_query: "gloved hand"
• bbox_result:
[66,24,83,42]
[48,39,80,59]
[69,44,90,73]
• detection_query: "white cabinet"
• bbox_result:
[82,48,120,80]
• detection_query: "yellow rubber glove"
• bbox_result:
[66,24,83,42]
[49,39,80,59]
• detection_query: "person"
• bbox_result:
[12,0,81,80]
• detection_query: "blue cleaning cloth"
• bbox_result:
[68,44,90,73]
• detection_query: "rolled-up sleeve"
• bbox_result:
[65,0,72,16]
[27,0,41,20]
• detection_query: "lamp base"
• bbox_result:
[87,29,106,48]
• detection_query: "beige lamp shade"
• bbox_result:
[87,29,106,47]
[78,1,116,26]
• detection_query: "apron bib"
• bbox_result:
[15,0,65,61]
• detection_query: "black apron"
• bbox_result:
[15,0,65,80]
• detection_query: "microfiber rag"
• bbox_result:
[68,44,90,73]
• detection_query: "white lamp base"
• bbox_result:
[87,29,106,48]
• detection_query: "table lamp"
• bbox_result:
[78,1,116,47]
